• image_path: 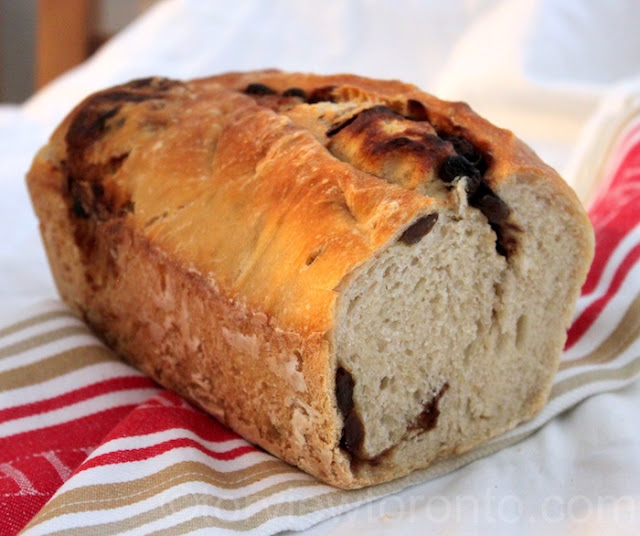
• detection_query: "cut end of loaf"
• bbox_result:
[335,206,508,461]
[333,177,590,480]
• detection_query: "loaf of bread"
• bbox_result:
[26,70,594,489]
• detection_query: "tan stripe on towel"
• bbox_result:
[28,488,348,536]
[560,292,640,371]
[31,460,309,523]
[0,345,116,391]
[24,461,330,534]
[0,325,91,361]
[0,309,74,340]
[552,355,640,400]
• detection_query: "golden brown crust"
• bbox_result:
[26,70,593,488]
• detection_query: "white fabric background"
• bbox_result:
[2,1,640,533]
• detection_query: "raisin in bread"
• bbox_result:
[26,70,594,489]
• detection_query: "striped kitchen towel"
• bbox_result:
[4,97,640,536]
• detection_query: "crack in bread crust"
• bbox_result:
[244,84,518,257]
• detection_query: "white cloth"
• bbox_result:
[3,1,640,533]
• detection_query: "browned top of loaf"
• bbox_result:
[42,69,583,334]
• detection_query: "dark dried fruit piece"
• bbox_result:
[127,77,156,89]
[416,383,449,432]
[90,182,104,198]
[437,151,484,196]
[336,367,365,456]
[438,155,480,184]
[244,83,277,96]
[340,411,365,454]
[468,185,516,257]
[335,367,355,415]
[71,197,90,219]
[400,213,439,245]
[282,87,306,98]
[126,76,176,91]
[471,189,510,224]
[442,133,483,166]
